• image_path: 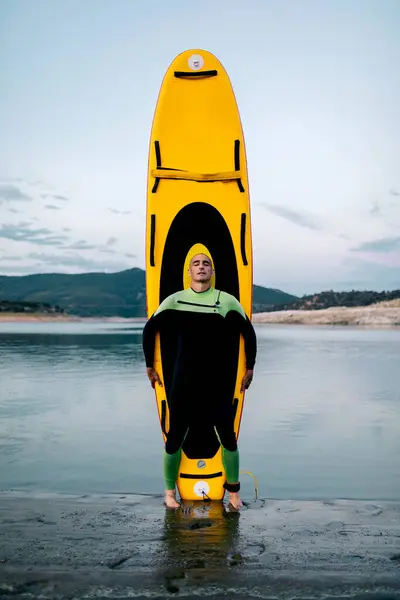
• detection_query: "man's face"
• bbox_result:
[189,254,213,283]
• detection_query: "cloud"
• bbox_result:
[63,240,98,250]
[369,201,382,218]
[0,183,32,202]
[97,237,118,254]
[367,194,400,222]
[0,264,46,275]
[4,177,42,187]
[41,193,69,201]
[45,204,62,210]
[29,236,69,247]
[0,254,22,262]
[125,253,136,258]
[342,256,400,290]
[27,252,130,272]
[2,178,70,202]
[31,181,46,187]
[0,222,70,246]
[108,207,132,215]
[7,208,23,214]
[351,236,400,253]
[258,203,324,231]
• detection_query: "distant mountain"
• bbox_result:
[252,284,298,313]
[0,268,298,317]
[266,289,400,312]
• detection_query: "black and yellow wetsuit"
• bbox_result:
[142,286,257,492]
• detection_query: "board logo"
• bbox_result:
[197,460,206,469]
[188,54,204,71]
[194,481,210,497]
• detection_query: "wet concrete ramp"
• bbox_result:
[1,492,399,598]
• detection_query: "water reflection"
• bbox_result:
[161,500,240,592]
[0,330,144,364]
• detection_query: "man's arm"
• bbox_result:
[142,314,164,389]
[142,294,176,388]
[239,314,257,370]
[222,291,257,391]
[238,314,257,391]
[223,293,257,370]
[142,313,159,369]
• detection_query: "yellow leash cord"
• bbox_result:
[239,470,259,502]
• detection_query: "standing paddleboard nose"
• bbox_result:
[170,48,220,79]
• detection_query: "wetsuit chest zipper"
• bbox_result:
[177,300,218,308]
[177,291,222,309]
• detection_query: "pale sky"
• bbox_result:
[1,0,399,295]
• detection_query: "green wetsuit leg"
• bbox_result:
[163,425,189,490]
[221,446,239,484]
[214,426,240,485]
[164,448,182,490]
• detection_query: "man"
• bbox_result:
[142,253,257,509]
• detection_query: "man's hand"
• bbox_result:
[241,369,254,392]
[146,367,163,389]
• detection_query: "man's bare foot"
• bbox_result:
[164,489,180,509]
[228,491,243,510]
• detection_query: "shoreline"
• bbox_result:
[252,304,400,326]
[1,491,399,598]
[1,304,400,327]
[0,313,146,323]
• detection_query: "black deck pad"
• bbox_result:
[159,202,240,459]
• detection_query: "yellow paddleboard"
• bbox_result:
[145,49,253,501]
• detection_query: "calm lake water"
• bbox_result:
[0,322,399,502]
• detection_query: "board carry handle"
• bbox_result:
[151,168,242,183]
[152,140,162,193]
[179,471,223,479]
[234,139,245,193]
[174,70,218,78]
[240,213,248,266]
[150,214,156,266]
[152,140,185,192]
[151,139,245,191]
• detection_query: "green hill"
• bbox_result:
[0,268,298,317]
[252,284,298,313]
